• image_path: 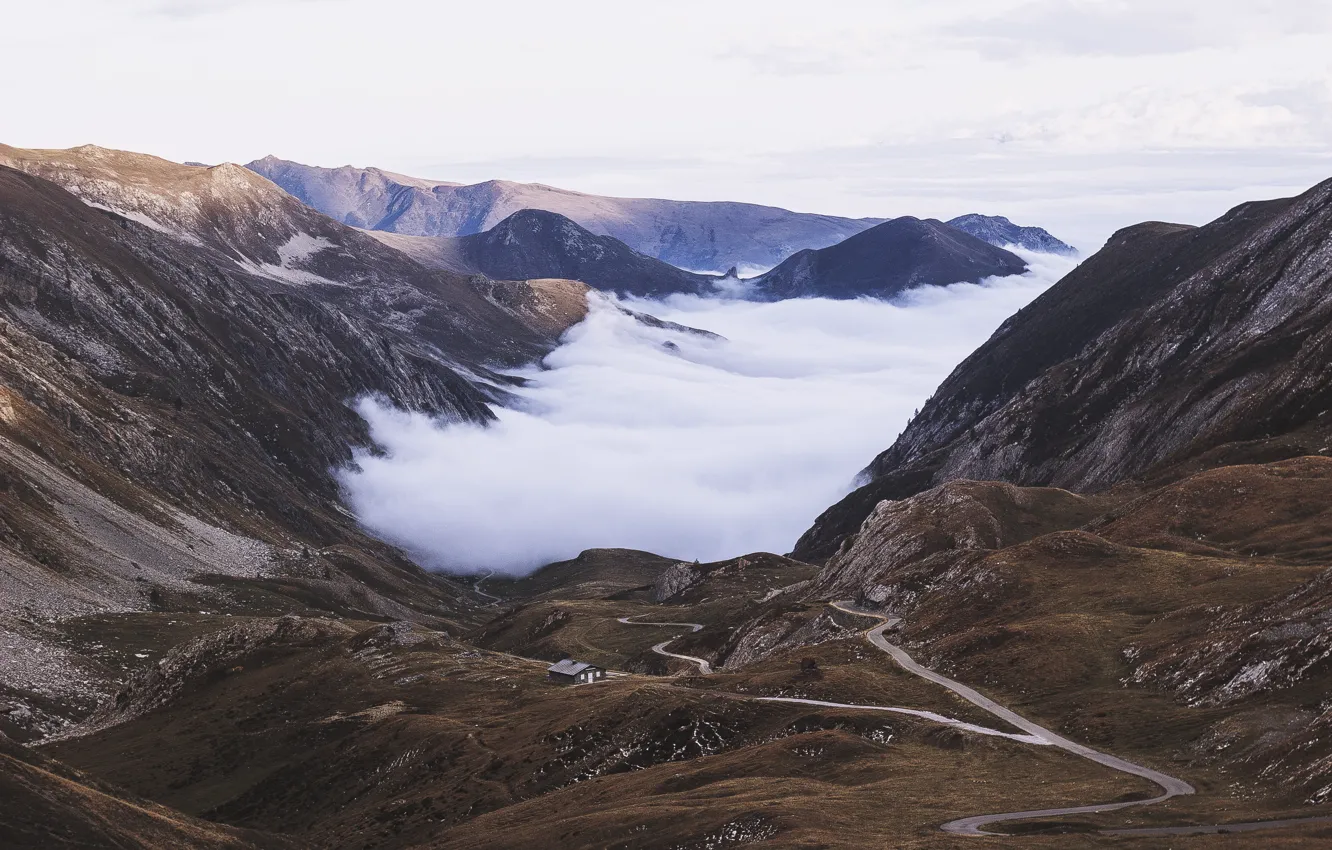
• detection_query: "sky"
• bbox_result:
[3,1,1331,250]
[340,253,1076,574]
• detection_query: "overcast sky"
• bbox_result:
[4,0,1331,248]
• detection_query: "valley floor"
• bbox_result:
[9,567,1331,850]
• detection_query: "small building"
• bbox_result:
[546,659,606,685]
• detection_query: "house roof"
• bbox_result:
[547,659,598,676]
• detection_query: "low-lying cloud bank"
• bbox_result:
[340,251,1076,575]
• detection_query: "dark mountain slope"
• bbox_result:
[427,209,716,297]
[947,213,1077,255]
[750,216,1028,300]
[0,733,283,849]
[794,179,1332,561]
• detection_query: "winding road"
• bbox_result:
[610,604,1332,838]
[471,570,501,606]
[828,601,1196,835]
[614,616,1030,739]
[616,617,712,674]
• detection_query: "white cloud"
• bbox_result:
[3,1,1328,251]
[136,0,334,18]
[339,253,1076,575]
[992,88,1309,151]
[948,0,1332,59]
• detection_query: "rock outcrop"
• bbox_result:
[650,562,704,602]
[810,481,1098,603]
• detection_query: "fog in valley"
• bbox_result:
[341,251,1076,575]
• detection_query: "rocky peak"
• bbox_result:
[946,213,1077,256]
[451,209,715,297]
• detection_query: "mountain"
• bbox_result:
[378,210,1034,301]
[246,155,885,271]
[946,213,1077,255]
[795,177,1332,561]
[370,209,716,297]
[0,144,604,742]
[0,144,591,363]
[748,216,1028,300]
[757,175,1332,816]
[10,142,1332,846]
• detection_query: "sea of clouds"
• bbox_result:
[340,251,1076,575]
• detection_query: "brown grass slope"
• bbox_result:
[487,548,683,602]
[45,614,1172,850]
[0,733,286,849]
[804,457,1332,811]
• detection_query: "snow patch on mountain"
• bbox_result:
[234,238,347,288]
[277,232,336,264]
[81,201,206,246]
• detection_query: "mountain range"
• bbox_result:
[371,209,717,298]
[3,142,1331,848]
[246,155,884,273]
[372,207,1034,300]
[0,143,599,738]
[247,155,1075,272]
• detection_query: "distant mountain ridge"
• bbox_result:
[748,217,1028,300]
[946,214,1077,255]
[371,210,1033,301]
[247,156,884,272]
[371,209,716,298]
